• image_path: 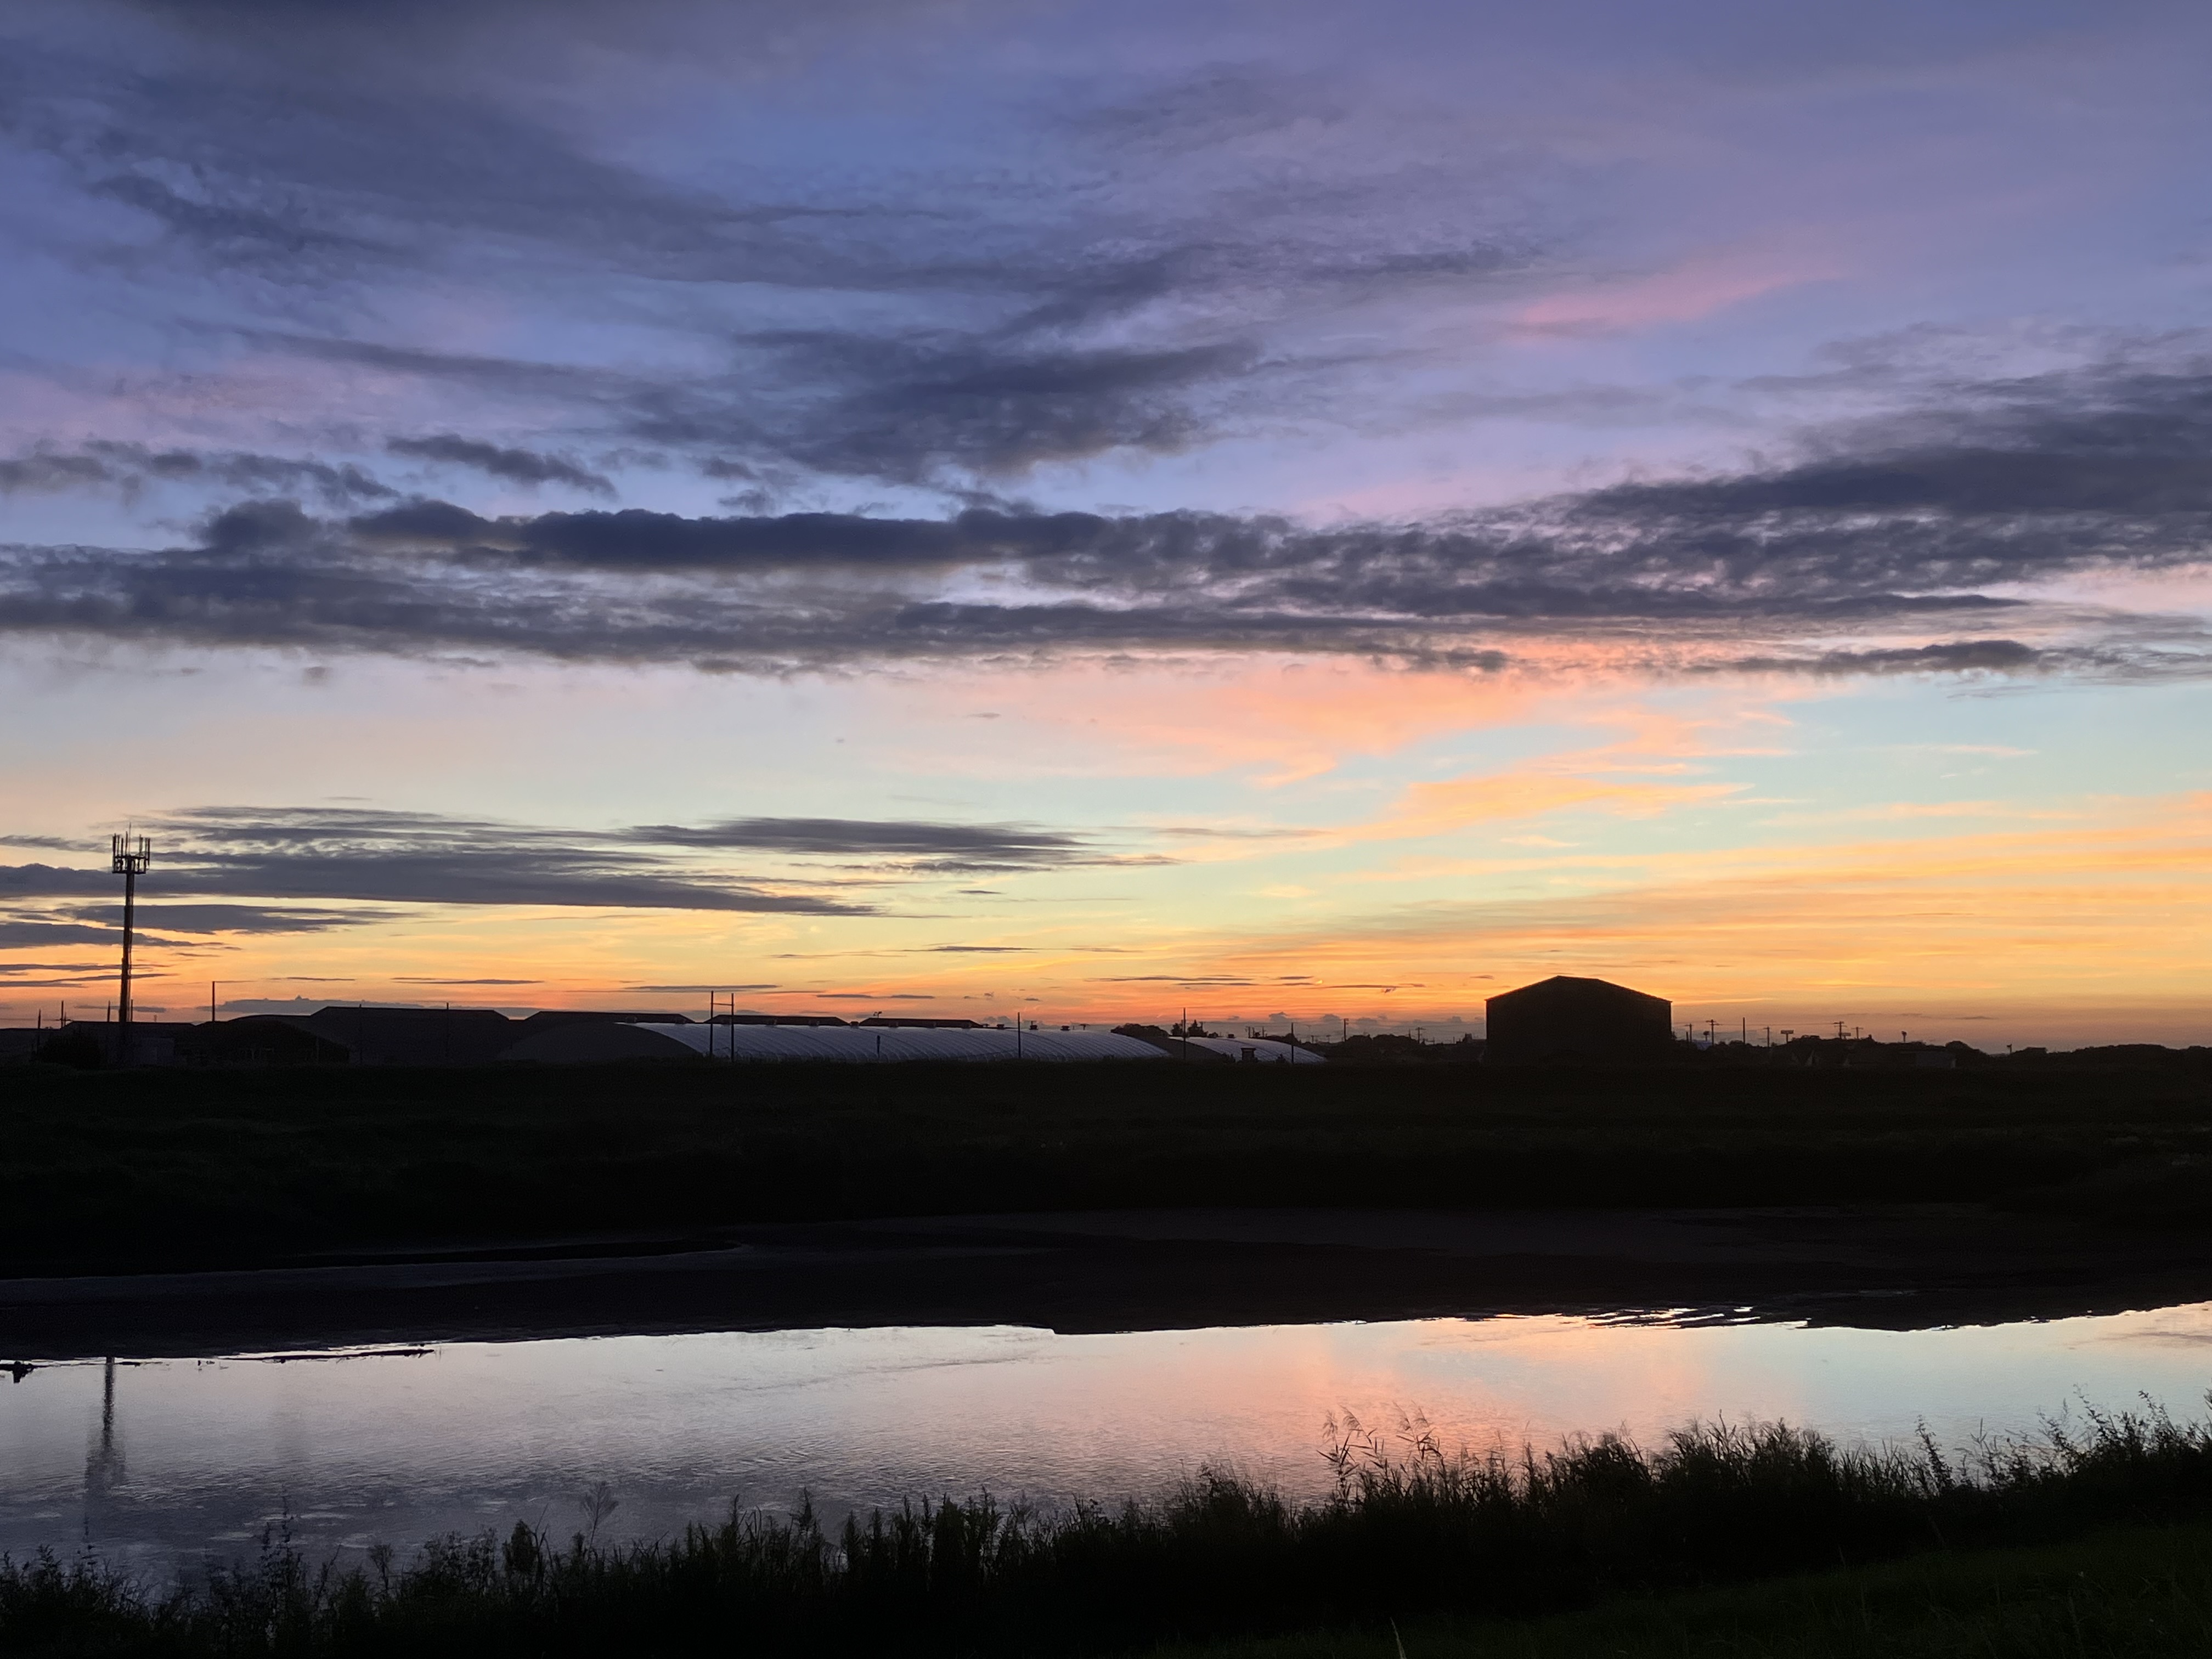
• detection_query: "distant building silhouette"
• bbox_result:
[2,1004,1331,1069]
[294,1006,520,1066]
[1483,975,1673,1065]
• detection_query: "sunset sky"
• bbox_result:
[3,0,2208,1045]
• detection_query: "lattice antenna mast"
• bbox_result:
[111,832,151,1053]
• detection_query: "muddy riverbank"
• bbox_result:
[11,1204,2212,1361]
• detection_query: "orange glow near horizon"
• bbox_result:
[52,781,2206,1050]
[2,647,2205,1050]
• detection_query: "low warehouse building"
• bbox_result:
[501,1021,1169,1064]
[1483,975,1673,1064]
[300,1005,520,1065]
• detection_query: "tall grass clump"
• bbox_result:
[7,1401,2212,1656]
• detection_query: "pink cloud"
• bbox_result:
[1510,244,1845,337]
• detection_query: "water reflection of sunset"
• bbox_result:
[13,1307,2212,1573]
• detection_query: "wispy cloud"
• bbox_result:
[386,435,612,496]
[0,442,396,506]
[625,815,1104,871]
[0,802,1167,952]
[1,806,867,924]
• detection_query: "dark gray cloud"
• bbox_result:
[10,0,2209,568]
[342,500,1065,569]
[386,435,613,495]
[656,334,1263,484]
[128,806,872,914]
[627,983,778,993]
[55,901,376,934]
[0,9,1541,490]
[626,816,1096,867]
[86,169,384,264]
[249,328,1279,488]
[1093,973,1260,985]
[0,863,128,899]
[0,919,150,947]
[396,975,540,984]
[0,443,397,506]
[0,452,110,493]
[1571,366,2212,588]
[0,802,1170,957]
[0,362,2208,676]
[3,31,841,286]
[0,811,872,927]
[1721,640,2050,678]
[0,917,209,953]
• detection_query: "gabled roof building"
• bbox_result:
[1483,975,1673,1065]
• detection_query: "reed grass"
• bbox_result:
[8,1402,2212,1656]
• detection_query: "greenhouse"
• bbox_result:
[502,1020,1171,1064]
[1177,1035,1324,1064]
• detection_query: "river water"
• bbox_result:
[8,1304,2212,1576]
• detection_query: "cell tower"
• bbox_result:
[111,832,151,1060]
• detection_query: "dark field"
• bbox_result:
[1171,1524,2212,1659]
[5,1057,2211,1278]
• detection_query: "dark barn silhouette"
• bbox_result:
[1483,975,1673,1065]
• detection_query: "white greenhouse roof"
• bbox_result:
[1178,1035,1325,1065]
[506,1020,1169,1064]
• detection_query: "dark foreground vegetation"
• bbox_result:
[8,1405,2212,1656]
[1160,1523,2212,1658]
[3,1057,2211,1274]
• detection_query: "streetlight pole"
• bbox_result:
[111,833,150,1062]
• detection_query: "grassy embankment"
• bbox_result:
[3,1057,2210,1274]
[1166,1525,2212,1658]
[5,1405,2211,1655]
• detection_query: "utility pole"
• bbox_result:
[111,833,150,1063]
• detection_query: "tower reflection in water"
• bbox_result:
[86,1356,124,1504]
